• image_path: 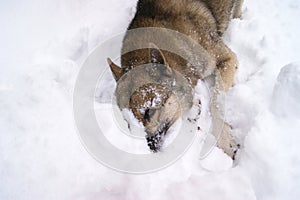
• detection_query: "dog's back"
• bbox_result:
[122,0,218,85]
[121,0,242,85]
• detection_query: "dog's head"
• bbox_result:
[108,45,192,151]
[129,83,181,151]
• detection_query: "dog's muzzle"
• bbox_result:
[145,121,170,152]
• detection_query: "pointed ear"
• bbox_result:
[149,43,173,76]
[149,43,167,65]
[107,58,123,81]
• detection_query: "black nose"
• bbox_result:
[146,134,162,152]
[145,122,170,152]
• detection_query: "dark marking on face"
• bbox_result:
[143,108,156,122]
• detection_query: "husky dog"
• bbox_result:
[108,0,243,158]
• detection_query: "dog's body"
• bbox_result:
[108,0,243,158]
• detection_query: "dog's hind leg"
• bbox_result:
[202,0,234,35]
[232,0,244,19]
[215,41,238,91]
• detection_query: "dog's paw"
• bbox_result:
[216,123,239,160]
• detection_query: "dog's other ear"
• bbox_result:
[107,58,123,81]
[149,43,173,76]
[149,43,167,65]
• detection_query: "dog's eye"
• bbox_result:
[144,109,156,121]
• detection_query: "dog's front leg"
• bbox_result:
[210,71,238,159]
[210,43,239,159]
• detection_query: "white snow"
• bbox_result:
[1,0,300,199]
[272,62,300,118]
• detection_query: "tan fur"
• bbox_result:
[108,0,243,158]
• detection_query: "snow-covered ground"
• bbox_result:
[1,0,300,199]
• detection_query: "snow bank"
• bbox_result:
[238,62,300,199]
[272,63,300,118]
[1,0,300,199]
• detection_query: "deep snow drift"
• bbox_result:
[1,0,300,199]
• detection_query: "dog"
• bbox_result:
[108,0,243,159]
